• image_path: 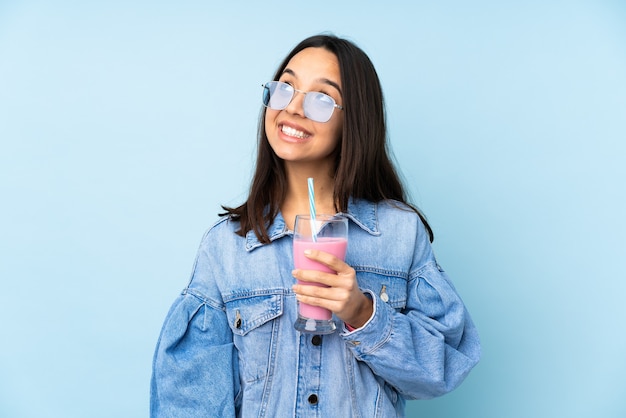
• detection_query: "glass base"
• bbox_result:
[294,316,336,334]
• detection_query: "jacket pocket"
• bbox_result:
[354,268,408,310]
[224,290,284,383]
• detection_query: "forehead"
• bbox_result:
[283,47,341,88]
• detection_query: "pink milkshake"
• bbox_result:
[294,238,348,320]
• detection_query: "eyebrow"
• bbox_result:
[282,68,343,95]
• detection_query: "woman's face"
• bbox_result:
[265,47,344,170]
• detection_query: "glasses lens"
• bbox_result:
[262,81,294,110]
[304,92,336,123]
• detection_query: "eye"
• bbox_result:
[316,93,337,109]
[278,82,293,92]
[278,77,294,87]
[314,86,341,102]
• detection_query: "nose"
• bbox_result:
[284,89,306,119]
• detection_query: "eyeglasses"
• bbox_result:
[261,81,343,123]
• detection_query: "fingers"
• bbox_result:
[302,249,352,275]
[292,266,356,289]
[291,276,350,300]
[292,275,373,328]
[291,281,352,319]
[291,249,361,321]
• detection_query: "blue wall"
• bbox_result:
[1,1,624,416]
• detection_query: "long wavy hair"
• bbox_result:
[221,34,433,243]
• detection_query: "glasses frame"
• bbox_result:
[261,81,344,123]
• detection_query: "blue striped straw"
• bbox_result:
[307,177,317,242]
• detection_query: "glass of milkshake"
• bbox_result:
[293,214,348,334]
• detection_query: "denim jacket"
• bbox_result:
[151,199,480,417]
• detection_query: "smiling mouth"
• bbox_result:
[281,125,310,140]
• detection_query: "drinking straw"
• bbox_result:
[307,177,317,242]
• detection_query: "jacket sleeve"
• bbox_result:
[150,289,238,417]
[340,218,481,400]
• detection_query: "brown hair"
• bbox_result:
[221,34,433,243]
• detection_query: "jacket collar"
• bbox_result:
[245,199,380,252]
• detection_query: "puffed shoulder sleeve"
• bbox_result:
[342,210,480,400]
[150,291,237,417]
[150,236,238,417]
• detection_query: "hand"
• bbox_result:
[291,249,373,329]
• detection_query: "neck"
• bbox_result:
[281,163,336,229]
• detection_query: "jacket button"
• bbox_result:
[380,285,389,303]
[311,335,322,346]
[308,394,318,405]
[234,310,242,329]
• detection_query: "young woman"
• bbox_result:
[151,34,480,417]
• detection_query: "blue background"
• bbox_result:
[1,1,625,417]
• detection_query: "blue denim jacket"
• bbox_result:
[151,199,480,417]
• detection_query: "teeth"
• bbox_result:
[281,125,308,139]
